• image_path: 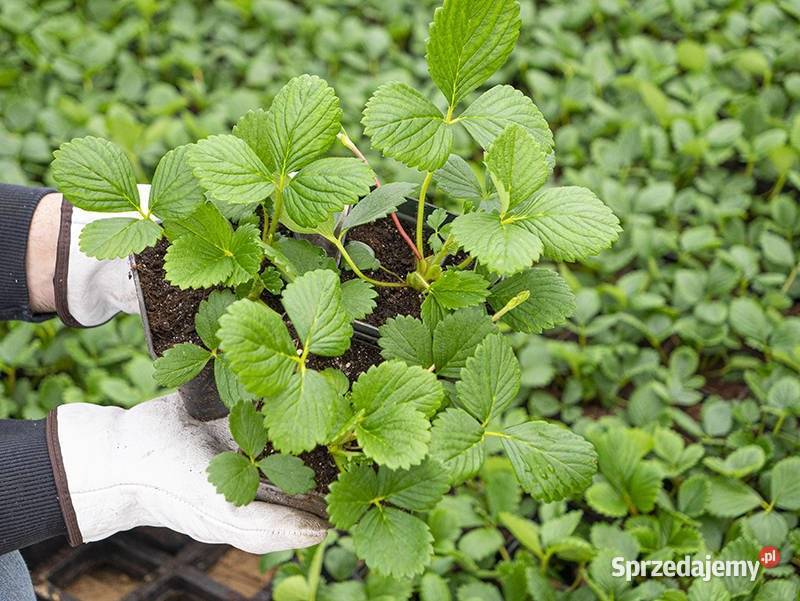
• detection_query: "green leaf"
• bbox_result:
[79,217,162,259]
[456,333,519,423]
[678,474,710,517]
[195,290,236,350]
[351,360,443,417]
[585,482,628,517]
[153,343,212,388]
[356,403,430,469]
[352,507,433,578]
[378,315,433,368]
[628,461,662,513]
[264,369,337,454]
[488,268,575,333]
[499,421,597,502]
[460,85,553,151]
[340,279,377,321]
[430,408,486,483]
[340,182,417,231]
[459,527,504,561]
[229,401,268,459]
[283,157,373,228]
[214,355,254,409]
[509,186,621,261]
[426,0,521,107]
[273,576,310,601]
[703,445,766,479]
[232,109,274,171]
[362,82,451,171]
[265,74,342,175]
[207,451,259,507]
[377,460,450,512]
[432,307,496,377]
[434,155,484,202]
[258,453,316,495]
[149,144,205,219]
[485,125,549,213]
[282,269,352,357]
[730,297,771,344]
[451,211,543,275]
[188,135,274,204]
[52,136,140,212]
[272,237,337,277]
[420,574,451,601]
[706,477,763,517]
[428,270,490,310]
[770,456,800,511]
[327,465,379,529]
[218,299,297,397]
[164,204,261,289]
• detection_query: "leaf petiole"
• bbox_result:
[327,235,406,288]
[416,171,434,255]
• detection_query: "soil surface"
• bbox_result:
[135,240,212,356]
[307,338,383,381]
[345,217,423,326]
[262,443,339,493]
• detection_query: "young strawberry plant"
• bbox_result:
[48,0,622,580]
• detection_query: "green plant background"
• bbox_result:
[1,0,798,599]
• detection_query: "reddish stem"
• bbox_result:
[340,133,422,261]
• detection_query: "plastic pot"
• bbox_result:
[351,200,456,344]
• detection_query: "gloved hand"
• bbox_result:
[47,394,327,554]
[53,184,151,327]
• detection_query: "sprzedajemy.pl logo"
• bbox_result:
[612,546,781,582]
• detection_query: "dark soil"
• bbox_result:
[307,339,383,381]
[344,217,423,326]
[135,239,212,356]
[262,443,339,494]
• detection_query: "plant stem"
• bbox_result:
[416,171,434,255]
[337,130,421,260]
[455,255,474,270]
[266,185,284,244]
[782,262,799,294]
[329,237,406,288]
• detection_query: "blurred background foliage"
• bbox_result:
[1,0,799,598]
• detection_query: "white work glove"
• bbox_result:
[53,184,151,327]
[47,394,327,554]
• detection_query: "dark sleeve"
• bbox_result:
[0,184,56,322]
[0,419,66,553]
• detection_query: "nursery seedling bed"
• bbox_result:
[22,528,292,601]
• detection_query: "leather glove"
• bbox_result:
[53,184,151,327]
[46,394,327,553]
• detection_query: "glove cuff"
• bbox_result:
[45,410,83,546]
[53,199,82,328]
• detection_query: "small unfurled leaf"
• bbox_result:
[264,369,337,454]
[164,205,262,289]
[258,453,316,495]
[460,85,554,151]
[428,270,490,310]
[341,182,417,231]
[678,474,710,517]
[282,269,352,357]
[430,407,486,483]
[265,74,342,175]
[585,482,628,517]
[340,278,377,320]
[356,402,430,470]
[327,465,379,529]
[500,421,597,502]
[352,507,433,578]
[426,0,521,107]
[509,186,621,261]
[451,211,543,275]
[703,445,766,479]
[432,307,496,377]
[729,297,771,344]
[208,451,258,506]
[378,460,450,512]
[283,157,373,228]
[434,155,484,202]
[79,217,162,259]
[485,125,550,213]
[195,290,236,350]
[771,456,800,511]
[378,315,433,368]
[705,477,763,517]
[153,343,211,388]
[229,401,268,459]
[343,241,380,271]
[272,237,337,276]
[488,268,575,333]
[218,299,297,397]
[52,136,140,212]
[351,360,443,417]
[456,333,519,423]
[362,82,451,171]
[188,134,274,205]
[150,144,205,219]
